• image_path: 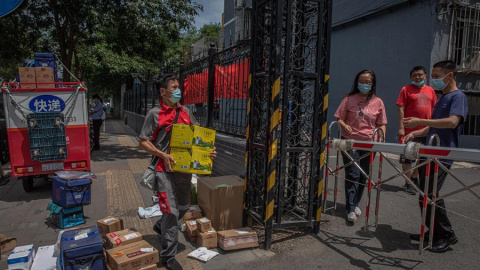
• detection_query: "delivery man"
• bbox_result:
[139,73,216,270]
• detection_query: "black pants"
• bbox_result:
[341,149,371,213]
[418,159,454,240]
[92,119,103,149]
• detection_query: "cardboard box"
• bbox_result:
[105,229,143,249]
[185,220,198,242]
[170,146,213,175]
[197,229,217,249]
[217,228,259,251]
[183,205,203,222]
[107,264,157,270]
[107,240,159,270]
[7,244,35,270]
[18,67,36,89]
[195,217,212,233]
[31,245,56,270]
[197,175,244,231]
[97,216,124,240]
[0,234,16,254]
[35,67,55,88]
[171,124,216,149]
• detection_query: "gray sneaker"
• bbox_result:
[404,184,416,195]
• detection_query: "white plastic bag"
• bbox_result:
[188,247,219,262]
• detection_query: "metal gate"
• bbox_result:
[244,0,332,249]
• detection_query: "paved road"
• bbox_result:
[1,119,479,270]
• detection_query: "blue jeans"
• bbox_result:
[341,150,371,213]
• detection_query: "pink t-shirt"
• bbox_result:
[334,94,388,141]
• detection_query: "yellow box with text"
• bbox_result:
[170,124,215,149]
[170,146,213,175]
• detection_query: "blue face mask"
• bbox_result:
[431,74,449,90]
[168,89,182,103]
[411,80,425,87]
[357,84,371,94]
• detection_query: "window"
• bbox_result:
[453,3,480,72]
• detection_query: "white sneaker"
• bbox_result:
[355,207,361,216]
[347,212,357,222]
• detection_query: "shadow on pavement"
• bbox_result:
[0,177,52,203]
[90,141,149,162]
[315,229,422,269]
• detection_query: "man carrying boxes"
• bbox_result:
[139,73,217,270]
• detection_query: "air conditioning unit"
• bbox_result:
[234,0,244,9]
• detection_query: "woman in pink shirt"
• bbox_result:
[334,70,388,222]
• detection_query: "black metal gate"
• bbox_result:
[244,0,332,249]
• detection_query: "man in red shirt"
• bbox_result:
[139,74,216,270]
[396,66,437,195]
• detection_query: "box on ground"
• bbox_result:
[58,225,104,270]
[107,264,157,270]
[198,175,244,231]
[171,147,213,175]
[185,220,198,242]
[171,124,216,149]
[197,229,217,249]
[31,245,56,270]
[217,228,259,251]
[18,67,36,89]
[7,244,35,270]
[106,240,159,270]
[196,217,212,233]
[0,234,17,255]
[183,205,202,222]
[47,202,85,229]
[35,67,55,88]
[97,216,124,240]
[53,175,92,208]
[105,229,142,250]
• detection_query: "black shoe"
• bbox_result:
[430,235,458,253]
[410,233,429,241]
[411,177,419,186]
[404,184,416,195]
[162,258,183,270]
[153,224,161,235]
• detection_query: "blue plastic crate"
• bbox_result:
[27,112,67,161]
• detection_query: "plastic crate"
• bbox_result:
[27,113,67,161]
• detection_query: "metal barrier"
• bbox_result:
[324,129,480,253]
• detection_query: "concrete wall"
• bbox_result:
[328,2,438,143]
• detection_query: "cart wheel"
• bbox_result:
[22,176,34,192]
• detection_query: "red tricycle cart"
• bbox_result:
[1,82,91,192]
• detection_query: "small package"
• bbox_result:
[97,216,124,240]
[170,147,213,175]
[31,245,56,270]
[185,220,198,242]
[7,244,35,270]
[196,217,212,233]
[35,67,55,88]
[0,234,17,254]
[171,124,216,149]
[107,264,157,270]
[217,227,259,251]
[18,67,36,89]
[197,228,217,249]
[105,229,142,249]
[183,205,202,222]
[188,247,219,262]
[106,240,159,270]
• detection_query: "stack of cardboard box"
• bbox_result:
[18,67,55,89]
[170,125,216,175]
[97,216,159,270]
[183,205,203,242]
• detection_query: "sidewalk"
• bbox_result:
[0,119,273,270]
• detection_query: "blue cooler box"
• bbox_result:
[47,202,85,229]
[53,175,92,208]
[59,225,105,270]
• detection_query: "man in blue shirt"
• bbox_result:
[403,60,468,252]
[91,94,104,151]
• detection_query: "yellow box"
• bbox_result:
[170,146,212,175]
[171,124,215,149]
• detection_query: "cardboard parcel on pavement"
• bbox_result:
[106,240,159,270]
[197,175,244,231]
[105,229,143,249]
[217,228,259,251]
[0,234,17,254]
[97,216,124,240]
